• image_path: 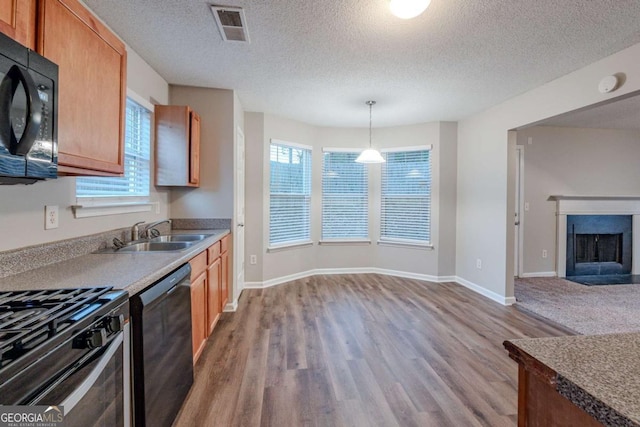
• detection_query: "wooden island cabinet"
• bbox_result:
[189,234,231,365]
[504,333,640,427]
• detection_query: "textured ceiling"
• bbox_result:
[540,93,640,130]
[83,0,640,128]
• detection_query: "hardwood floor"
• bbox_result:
[173,274,570,427]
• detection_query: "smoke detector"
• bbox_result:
[210,5,250,43]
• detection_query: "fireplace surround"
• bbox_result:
[551,196,640,278]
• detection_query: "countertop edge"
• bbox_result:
[0,229,231,297]
[504,337,640,427]
[103,229,231,296]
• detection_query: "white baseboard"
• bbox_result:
[454,276,516,306]
[519,271,557,278]
[243,281,266,289]
[223,299,238,312]
[244,269,513,306]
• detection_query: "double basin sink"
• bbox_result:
[113,234,212,253]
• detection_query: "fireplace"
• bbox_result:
[552,196,640,278]
[566,215,632,276]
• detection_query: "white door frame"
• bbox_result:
[514,145,524,277]
[233,126,246,304]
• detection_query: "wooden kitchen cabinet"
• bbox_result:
[188,234,232,364]
[189,252,207,364]
[155,105,201,187]
[38,0,126,176]
[0,0,36,49]
[220,235,230,311]
[206,257,221,334]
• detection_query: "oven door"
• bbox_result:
[28,325,130,427]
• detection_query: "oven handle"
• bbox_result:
[59,331,124,413]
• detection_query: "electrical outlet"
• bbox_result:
[527,137,533,145]
[45,205,59,229]
[476,258,482,269]
[250,255,257,265]
[524,202,529,211]
[542,249,548,259]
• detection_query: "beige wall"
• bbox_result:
[518,126,640,275]
[457,41,640,302]
[0,45,170,252]
[243,113,458,283]
[168,86,235,219]
[244,113,265,282]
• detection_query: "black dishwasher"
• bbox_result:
[130,263,193,427]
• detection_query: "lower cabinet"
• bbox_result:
[206,257,221,335]
[189,252,208,364]
[220,235,230,311]
[189,234,231,365]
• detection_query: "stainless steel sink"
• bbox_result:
[149,234,212,243]
[117,241,194,252]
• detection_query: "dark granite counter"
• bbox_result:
[505,333,640,427]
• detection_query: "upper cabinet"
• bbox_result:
[38,0,126,176]
[155,105,201,187]
[0,0,36,49]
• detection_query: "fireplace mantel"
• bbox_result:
[552,196,640,277]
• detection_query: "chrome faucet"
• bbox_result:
[142,219,172,239]
[131,221,145,241]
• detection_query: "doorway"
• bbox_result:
[234,126,246,298]
[514,145,524,277]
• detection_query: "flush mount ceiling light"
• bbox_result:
[389,0,432,19]
[356,101,385,164]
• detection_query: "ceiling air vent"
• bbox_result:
[210,5,250,43]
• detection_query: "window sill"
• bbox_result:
[267,240,314,252]
[71,201,159,218]
[377,239,434,250]
[319,239,372,246]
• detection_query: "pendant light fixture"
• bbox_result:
[389,0,432,19]
[356,101,385,164]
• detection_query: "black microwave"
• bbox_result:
[0,32,58,184]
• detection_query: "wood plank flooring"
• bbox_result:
[173,274,570,427]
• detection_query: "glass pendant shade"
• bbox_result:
[356,100,385,164]
[356,148,385,163]
[389,0,432,19]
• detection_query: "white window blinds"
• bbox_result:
[380,147,432,244]
[76,98,151,198]
[269,141,312,246]
[322,150,368,240]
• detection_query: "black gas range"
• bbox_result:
[0,287,130,426]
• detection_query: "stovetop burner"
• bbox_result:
[0,287,114,369]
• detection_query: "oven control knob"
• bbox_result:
[104,314,124,333]
[84,328,107,349]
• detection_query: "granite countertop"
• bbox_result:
[0,229,230,296]
[505,333,640,427]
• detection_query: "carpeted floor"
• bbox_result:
[514,277,640,335]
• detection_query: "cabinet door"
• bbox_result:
[221,250,229,312]
[155,105,200,187]
[0,0,36,49]
[206,257,221,334]
[38,0,126,176]
[189,111,200,186]
[190,271,207,364]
